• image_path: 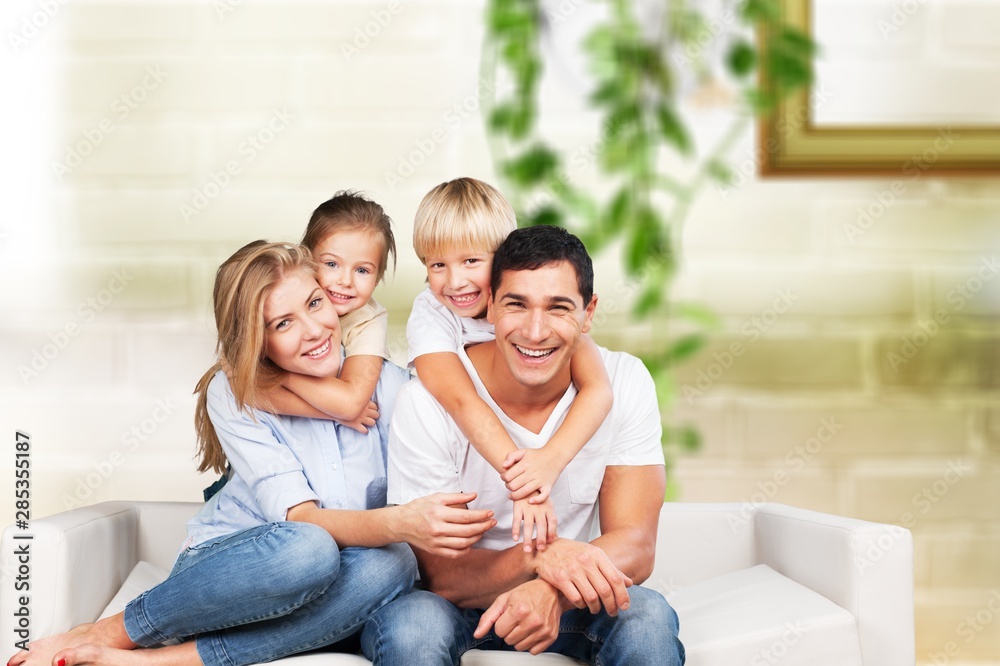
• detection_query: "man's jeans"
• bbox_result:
[361,587,685,666]
[122,522,416,666]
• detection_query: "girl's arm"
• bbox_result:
[502,335,613,502]
[280,354,382,422]
[228,360,379,431]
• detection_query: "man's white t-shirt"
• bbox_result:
[387,343,665,551]
[405,287,496,367]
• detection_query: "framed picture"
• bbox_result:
[760,0,1000,176]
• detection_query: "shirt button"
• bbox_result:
[331,463,338,470]
[335,501,343,508]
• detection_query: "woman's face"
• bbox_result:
[262,268,342,378]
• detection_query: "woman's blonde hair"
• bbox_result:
[301,190,397,283]
[193,240,317,474]
[412,177,517,264]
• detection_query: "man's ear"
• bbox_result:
[486,288,496,324]
[581,294,598,334]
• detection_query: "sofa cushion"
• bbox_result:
[671,564,864,665]
[98,560,170,621]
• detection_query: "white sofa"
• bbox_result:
[1,502,914,665]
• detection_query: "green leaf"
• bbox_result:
[589,79,625,105]
[666,334,706,363]
[706,159,734,185]
[523,205,563,227]
[726,40,757,77]
[741,0,781,22]
[674,302,722,329]
[656,104,693,155]
[488,6,533,34]
[633,279,664,318]
[624,205,668,275]
[508,105,536,139]
[606,187,632,233]
[489,103,515,132]
[665,424,702,452]
[775,27,818,57]
[502,145,559,187]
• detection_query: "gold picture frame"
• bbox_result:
[760,0,1000,176]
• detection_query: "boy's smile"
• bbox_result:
[425,247,493,318]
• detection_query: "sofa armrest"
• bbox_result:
[754,503,914,666]
[131,501,202,571]
[650,502,757,591]
[1,502,142,643]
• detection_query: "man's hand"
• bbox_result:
[474,579,564,655]
[532,538,632,615]
[501,448,560,502]
[511,496,557,552]
[394,492,496,558]
[334,400,379,433]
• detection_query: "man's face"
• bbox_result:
[487,260,596,389]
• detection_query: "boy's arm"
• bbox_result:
[414,351,519,474]
[415,351,558,548]
[281,354,383,421]
[503,335,614,501]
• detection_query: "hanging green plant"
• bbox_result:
[481,0,815,490]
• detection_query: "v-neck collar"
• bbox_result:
[457,345,578,440]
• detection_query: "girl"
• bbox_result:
[9,242,494,666]
[234,191,400,435]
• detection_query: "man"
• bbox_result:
[362,226,684,665]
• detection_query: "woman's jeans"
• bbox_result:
[122,522,416,666]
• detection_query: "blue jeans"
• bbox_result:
[361,586,684,666]
[123,522,417,666]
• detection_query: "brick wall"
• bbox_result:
[0,1,997,662]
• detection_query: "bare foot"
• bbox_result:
[56,642,199,666]
[8,624,93,666]
[9,615,137,666]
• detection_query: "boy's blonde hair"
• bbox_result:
[193,240,317,474]
[412,177,517,264]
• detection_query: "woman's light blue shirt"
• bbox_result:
[185,361,411,548]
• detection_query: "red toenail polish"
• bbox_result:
[58,660,66,666]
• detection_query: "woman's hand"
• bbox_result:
[393,492,496,558]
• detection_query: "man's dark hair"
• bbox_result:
[490,225,594,304]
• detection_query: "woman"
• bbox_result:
[9,241,495,666]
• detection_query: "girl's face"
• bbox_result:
[312,228,383,317]
[263,269,342,378]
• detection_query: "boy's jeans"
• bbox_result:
[123,521,416,666]
[361,586,685,666]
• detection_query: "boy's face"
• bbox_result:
[312,228,382,317]
[424,246,493,318]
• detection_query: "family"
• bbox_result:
[9,178,685,666]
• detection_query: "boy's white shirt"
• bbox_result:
[405,287,495,367]
[387,344,665,550]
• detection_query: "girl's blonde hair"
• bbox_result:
[301,190,397,282]
[412,177,517,264]
[193,240,317,474]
